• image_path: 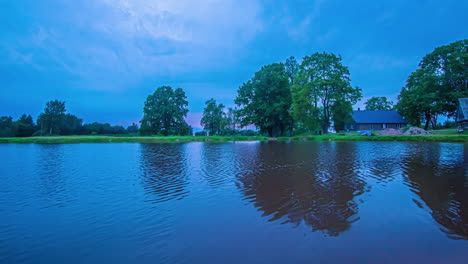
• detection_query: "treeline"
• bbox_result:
[0,100,139,137]
[1,40,465,138]
[138,52,363,137]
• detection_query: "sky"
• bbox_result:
[1,0,467,128]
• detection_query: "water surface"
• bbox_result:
[1,141,467,263]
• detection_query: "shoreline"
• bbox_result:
[0,134,466,144]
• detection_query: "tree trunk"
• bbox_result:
[424,112,431,130]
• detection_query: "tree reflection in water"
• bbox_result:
[236,142,367,236]
[403,143,468,240]
[36,144,71,207]
[139,144,190,204]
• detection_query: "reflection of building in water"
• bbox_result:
[403,143,468,240]
[236,142,367,236]
[139,144,190,204]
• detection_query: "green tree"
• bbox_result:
[364,96,394,110]
[127,123,139,134]
[332,100,353,132]
[83,122,128,135]
[140,86,191,136]
[292,52,362,133]
[419,39,468,116]
[37,100,66,135]
[201,98,225,135]
[396,39,467,129]
[15,114,35,137]
[224,107,239,134]
[285,56,299,85]
[61,114,84,135]
[235,63,293,137]
[0,116,16,137]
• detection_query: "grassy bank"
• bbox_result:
[0,135,270,144]
[0,133,466,144]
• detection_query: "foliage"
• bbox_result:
[224,107,239,135]
[83,122,127,135]
[61,114,84,135]
[127,123,139,134]
[140,86,191,136]
[292,52,362,133]
[396,39,467,129]
[0,116,16,137]
[364,96,394,110]
[332,100,354,131]
[194,131,207,136]
[236,129,259,136]
[235,63,293,137]
[201,98,226,135]
[15,114,35,137]
[285,56,299,84]
[37,100,66,135]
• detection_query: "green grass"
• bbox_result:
[430,129,464,135]
[0,133,466,144]
[0,135,269,144]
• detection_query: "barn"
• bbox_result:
[345,110,408,131]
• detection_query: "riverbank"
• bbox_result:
[0,133,466,143]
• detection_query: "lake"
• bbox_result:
[1,141,467,263]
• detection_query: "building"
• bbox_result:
[455,98,468,130]
[345,110,408,131]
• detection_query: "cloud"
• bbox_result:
[283,0,325,41]
[1,0,264,92]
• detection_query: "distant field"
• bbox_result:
[0,132,467,144]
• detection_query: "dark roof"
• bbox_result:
[352,110,407,124]
[456,98,468,122]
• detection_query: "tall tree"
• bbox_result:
[140,86,191,136]
[201,98,225,135]
[396,39,467,129]
[364,96,394,110]
[292,52,362,133]
[225,107,239,134]
[235,63,293,137]
[37,100,66,135]
[15,114,35,137]
[285,56,299,85]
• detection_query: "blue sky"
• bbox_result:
[1,0,467,128]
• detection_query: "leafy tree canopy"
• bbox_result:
[140,86,191,136]
[235,63,293,137]
[364,96,394,110]
[15,114,35,137]
[37,100,66,135]
[396,39,467,129]
[292,52,362,133]
[201,98,226,136]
